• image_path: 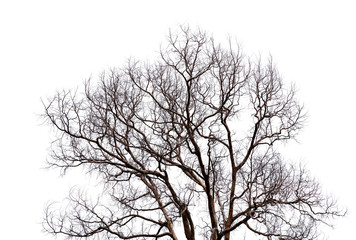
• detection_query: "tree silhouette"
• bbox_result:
[43,27,343,240]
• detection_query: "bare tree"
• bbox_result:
[42,27,343,240]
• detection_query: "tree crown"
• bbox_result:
[43,26,343,240]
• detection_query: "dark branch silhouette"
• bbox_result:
[42,26,344,240]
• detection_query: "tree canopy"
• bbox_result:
[43,27,343,240]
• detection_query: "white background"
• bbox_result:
[0,0,355,239]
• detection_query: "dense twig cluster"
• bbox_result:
[43,27,343,240]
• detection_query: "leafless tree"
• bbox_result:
[42,27,343,240]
